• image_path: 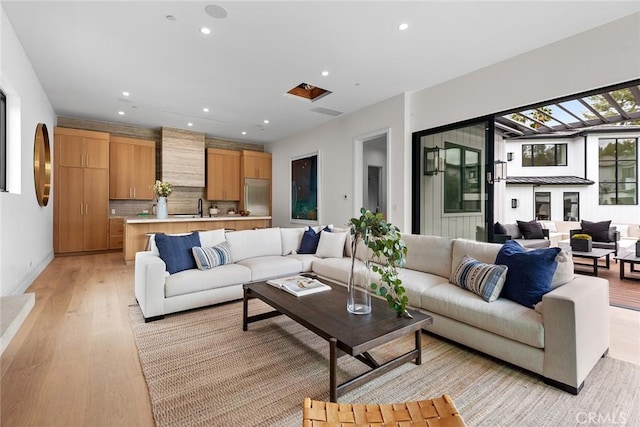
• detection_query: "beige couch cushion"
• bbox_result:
[421,282,544,348]
[396,268,449,308]
[165,264,251,297]
[451,239,502,278]
[225,228,282,262]
[401,233,454,278]
[237,256,303,281]
[313,257,365,285]
[287,254,319,272]
[280,227,306,255]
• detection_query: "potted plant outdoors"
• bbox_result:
[570,233,592,252]
[153,180,172,219]
[348,208,410,318]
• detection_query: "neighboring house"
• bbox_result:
[502,126,640,225]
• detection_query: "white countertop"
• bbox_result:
[124,215,271,224]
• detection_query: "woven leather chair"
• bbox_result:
[302,394,466,426]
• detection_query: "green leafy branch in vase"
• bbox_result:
[349,208,410,318]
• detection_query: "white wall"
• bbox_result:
[409,13,640,133]
[0,6,56,296]
[270,14,639,234]
[267,94,408,230]
[503,131,640,225]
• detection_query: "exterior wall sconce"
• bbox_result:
[507,152,513,162]
[424,146,444,176]
[511,198,519,208]
[487,160,507,184]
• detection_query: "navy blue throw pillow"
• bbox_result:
[155,232,201,274]
[495,240,560,308]
[298,226,330,254]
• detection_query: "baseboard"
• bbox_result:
[0,293,35,356]
[5,252,54,295]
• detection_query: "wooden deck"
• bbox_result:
[588,258,640,311]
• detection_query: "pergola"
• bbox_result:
[495,81,640,138]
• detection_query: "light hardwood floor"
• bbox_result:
[1,252,639,426]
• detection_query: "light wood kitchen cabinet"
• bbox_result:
[241,150,272,179]
[207,148,240,201]
[54,127,110,253]
[109,217,124,249]
[56,127,109,169]
[109,136,155,200]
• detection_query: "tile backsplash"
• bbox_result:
[109,187,238,217]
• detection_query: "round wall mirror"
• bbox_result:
[33,123,51,207]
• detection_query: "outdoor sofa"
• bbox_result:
[134,226,609,395]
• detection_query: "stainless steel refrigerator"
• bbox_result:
[244,178,270,216]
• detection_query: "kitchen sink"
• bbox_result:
[170,214,201,218]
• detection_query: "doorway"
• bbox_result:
[366,165,383,214]
[354,130,389,218]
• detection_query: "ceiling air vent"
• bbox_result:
[310,106,343,117]
[286,83,332,102]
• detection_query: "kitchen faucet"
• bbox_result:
[198,198,203,217]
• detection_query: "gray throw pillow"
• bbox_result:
[503,223,522,239]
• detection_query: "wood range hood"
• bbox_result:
[160,127,205,187]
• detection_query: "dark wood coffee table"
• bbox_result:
[242,277,433,402]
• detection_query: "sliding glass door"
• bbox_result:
[412,118,495,241]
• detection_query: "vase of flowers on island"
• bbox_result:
[153,180,172,219]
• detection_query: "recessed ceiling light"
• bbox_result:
[242,131,247,135]
[187,122,193,127]
[166,15,177,21]
[200,27,211,35]
[321,71,329,77]
[203,107,209,112]
[398,23,409,31]
[263,119,269,124]
[122,91,130,97]
[118,111,125,115]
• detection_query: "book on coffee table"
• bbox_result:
[266,275,331,297]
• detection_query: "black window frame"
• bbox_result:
[598,137,637,205]
[0,89,6,192]
[563,192,580,221]
[535,192,551,220]
[521,143,567,167]
[443,141,481,214]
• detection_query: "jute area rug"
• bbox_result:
[129,300,640,427]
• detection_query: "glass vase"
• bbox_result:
[156,196,168,219]
[347,258,372,315]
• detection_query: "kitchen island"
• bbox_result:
[123,215,271,263]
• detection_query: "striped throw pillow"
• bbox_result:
[450,255,508,302]
[192,242,233,270]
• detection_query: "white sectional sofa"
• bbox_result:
[134,226,610,395]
